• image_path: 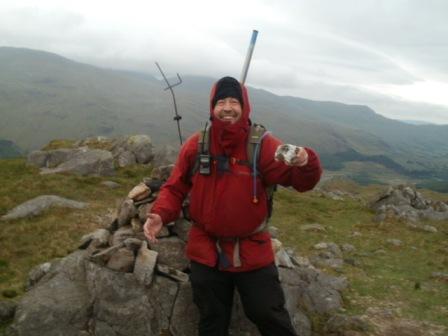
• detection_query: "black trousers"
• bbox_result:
[190,262,298,336]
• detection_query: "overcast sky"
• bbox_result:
[1,0,448,124]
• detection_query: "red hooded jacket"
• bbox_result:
[151,80,322,272]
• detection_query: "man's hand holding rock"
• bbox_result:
[275,144,309,167]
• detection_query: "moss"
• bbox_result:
[1,289,17,299]
[79,137,115,151]
[41,139,76,151]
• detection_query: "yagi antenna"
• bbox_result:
[155,62,183,145]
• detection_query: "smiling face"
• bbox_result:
[213,97,243,124]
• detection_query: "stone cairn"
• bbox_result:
[5,164,352,336]
[81,164,196,286]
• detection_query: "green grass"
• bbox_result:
[271,186,448,328]
[0,158,151,297]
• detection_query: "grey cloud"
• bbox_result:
[0,1,447,123]
[288,1,448,81]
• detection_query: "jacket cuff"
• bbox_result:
[149,208,169,225]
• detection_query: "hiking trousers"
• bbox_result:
[190,261,298,336]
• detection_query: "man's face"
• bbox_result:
[213,97,243,124]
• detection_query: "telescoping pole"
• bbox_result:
[240,30,259,85]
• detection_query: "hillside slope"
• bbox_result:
[1,47,448,181]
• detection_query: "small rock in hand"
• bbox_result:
[275,144,308,166]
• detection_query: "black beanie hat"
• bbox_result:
[212,76,243,108]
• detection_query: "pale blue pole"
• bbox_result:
[240,30,259,85]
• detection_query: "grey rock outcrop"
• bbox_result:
[25,261,53,290]
[1,195,88,221]
[110,135,153,165]
[149,237,189,271]
[26,150,49,168]
[310,242,344,270]
[27,148,76,169]
[117,150,137,167]
[40,148,114,176]
[11,251,92,336]
[372,184,448,223]
[27,135,153,176]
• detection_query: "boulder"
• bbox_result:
[117,150,137,167]
[101,180,121,189]
[123,135,153,164]
[1,195,88,221]
[300,223,326,233]
[106,247,135,272]
[25,261,53,290]
[9,251,92,336]
[40,148,114,176]
[26,150,48,168]
[148,276,179,332]
[169,282,200,336]
[111,135,153,165]
[45,148,77,168]
[148,237,189,271]
[133,242,158,286]
[85,262,158,336]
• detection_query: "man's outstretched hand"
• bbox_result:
[143,213,163,243]
[275,144,309,167]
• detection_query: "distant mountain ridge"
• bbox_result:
[0,139,22,158]
[1,47,448,184]
[399,120,435,125]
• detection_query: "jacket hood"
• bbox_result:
[209,77,251,125]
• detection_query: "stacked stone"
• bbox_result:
[78,164,190,286]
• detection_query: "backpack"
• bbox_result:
[188,123,277,220]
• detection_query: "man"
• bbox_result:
[144,76,322,336]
